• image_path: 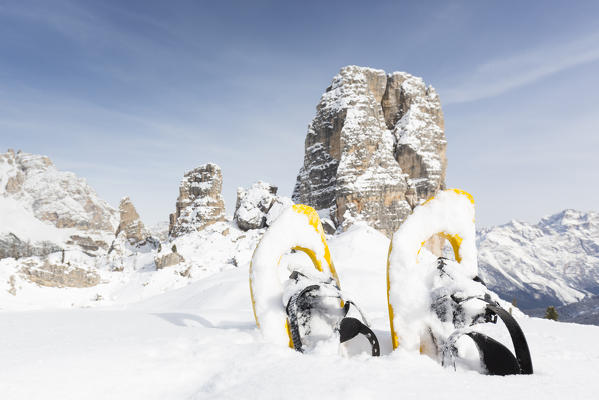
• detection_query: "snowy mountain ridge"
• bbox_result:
[477,209,599,309]
[0,149,118,257]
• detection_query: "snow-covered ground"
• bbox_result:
[1,224,598,399]
[0,221,263,310]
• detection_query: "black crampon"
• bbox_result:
[285,271,380,356]
[434,258,533,375]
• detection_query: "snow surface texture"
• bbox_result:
[2,224,599,399]
[387,189,481,352]
[477,209,599,309]
[249,205,338,345]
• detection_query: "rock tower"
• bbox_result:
[292,66,447,236]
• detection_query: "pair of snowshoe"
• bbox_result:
[249,191,532,376]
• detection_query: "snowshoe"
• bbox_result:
[433,257,533,375]
[250,204,379,356]
[387,189,533,375]
[284,270,380,356]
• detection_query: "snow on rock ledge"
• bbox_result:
[0,149,118,256]
[292,66,446,236]
[0,149,118,232]
[234,181,293,231]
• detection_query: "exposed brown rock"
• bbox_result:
[169,163,226,237]
[19,260,101,288]
[7,275,16,295]
[154,252,185,269]
[112,197,157,249]
[66,235,109,254]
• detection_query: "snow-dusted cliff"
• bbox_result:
[293,66,446,236]
[477,209,599,309]
[0,149,118,257]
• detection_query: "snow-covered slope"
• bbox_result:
[477,209,599,309]
[1,224,598,399]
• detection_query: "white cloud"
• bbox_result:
[442,32,599,104]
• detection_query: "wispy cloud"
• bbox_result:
[442,32,599,104]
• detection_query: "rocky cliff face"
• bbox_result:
[169,163,226,237]
[0,149,118,257]
[234,181,293,231]
[292,66,446,236]
[0,150,118,231]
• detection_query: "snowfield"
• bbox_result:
[1,224,598,399]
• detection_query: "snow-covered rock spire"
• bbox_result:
[292,66,447,236]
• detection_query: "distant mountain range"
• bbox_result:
[477,209,599,310]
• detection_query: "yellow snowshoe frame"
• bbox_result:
[250,204,341,348]
[387,189,476,351]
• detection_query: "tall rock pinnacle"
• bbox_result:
[292,66,447,236]
[169,163,226,237]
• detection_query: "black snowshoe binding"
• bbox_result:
[432,257,533,375]
[284,271,380,356]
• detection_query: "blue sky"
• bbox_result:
[1,0,598,227]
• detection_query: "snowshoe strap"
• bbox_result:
[339,317,380,356]
[484,304,533,374]
[466,332,521,375]
[443,303,533,375]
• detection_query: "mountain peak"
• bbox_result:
[478,209,599,309]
